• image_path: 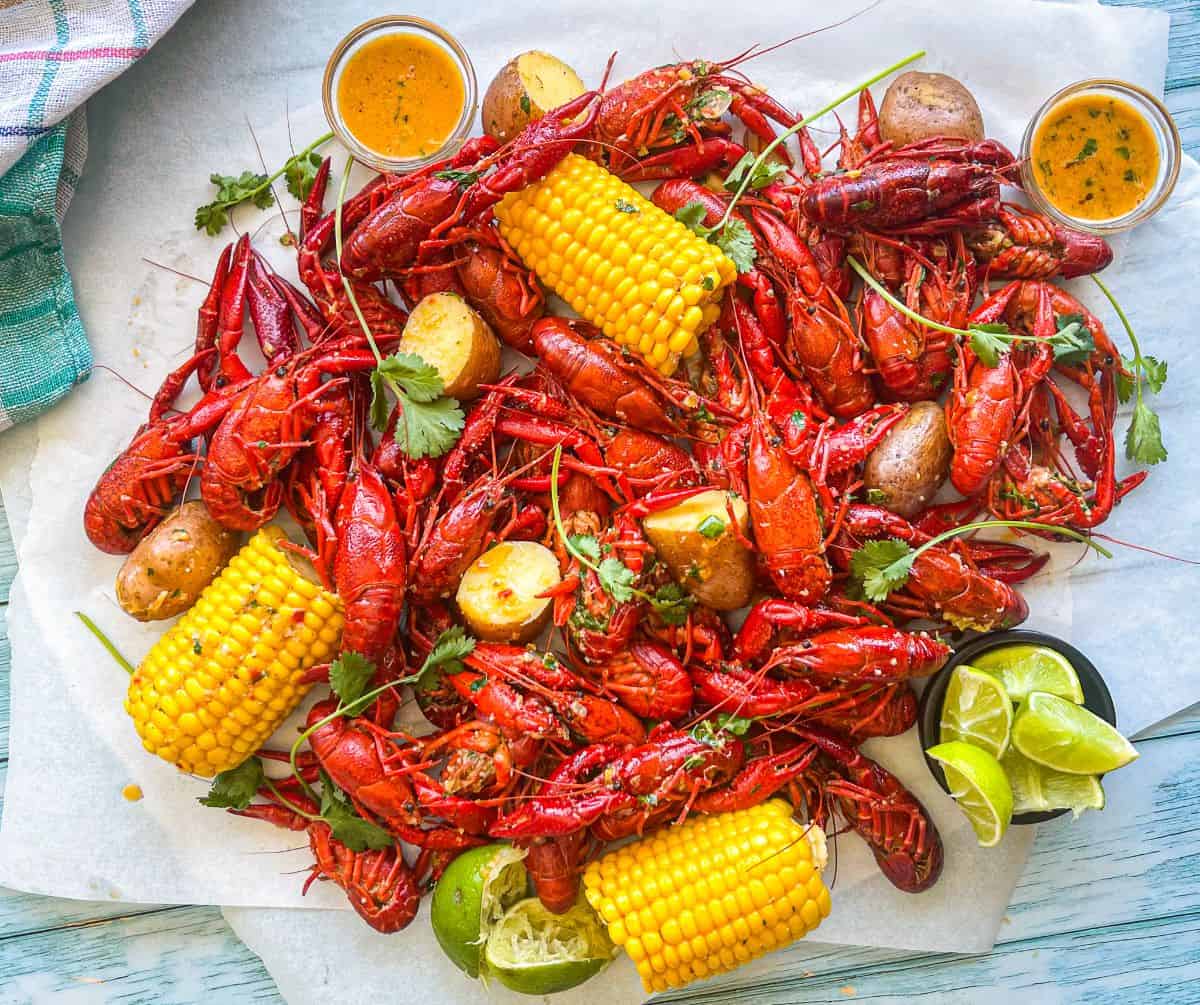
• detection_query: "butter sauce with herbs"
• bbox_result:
[1031,94,1159,220]
[336,32,465,160]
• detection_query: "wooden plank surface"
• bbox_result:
[2,1,1199,1000]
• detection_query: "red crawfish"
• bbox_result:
[305,698,485,851]
[341,93,599,281]
[588,640,694,722]
[967,203,1113,280]
[531,316,722,435]
[799,139,1017,232]
[829,503,1032,631]
[232,782,420,932]
[594,45,802,167]
[795,725,944,894]
[200,347,379,531]
[331,453,408,664]
[456,645,647,747]
[762,625,950,685]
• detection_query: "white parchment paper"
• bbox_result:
[0,0,1195,996]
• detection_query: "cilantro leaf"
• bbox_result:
[650,583,695,626]
[598,557,637,603]
[377,352,444,403]
[723,152,788,192]
[284,150,324,202]
[568,534,602,564]
[968,323,1010,368]
[434,168,482,189]
[1126,401,1167,465]
[673,201,712,235]
[1071,138,1099,164]
[1116,363,1135,405]
[195,171,273,235]
[329,651,375,710]
[199,757,265,809]
[714,217,757,274]
[714,712,753,736]
[614,198,639,214]
[318,772,394,851]
[392,395,465,458]
[849,538,916,602]
[1049,318,1096,365]
[402,626,476,686]
[194,202,230,237]
[1142,355,1168,394]
[866,487,889,506]
[369,369,392,431]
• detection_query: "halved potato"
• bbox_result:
[456,541,561,643]
[399,292,501,400]
[482,51,586,143]
[642,490,755,611]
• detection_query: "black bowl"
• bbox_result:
[917,629,1116,825]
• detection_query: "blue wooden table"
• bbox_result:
[2,1,1199,1000]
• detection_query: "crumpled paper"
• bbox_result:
[0,0,1193,996]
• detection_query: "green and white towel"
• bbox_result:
[0,1,194,432]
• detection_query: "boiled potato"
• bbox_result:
[456,541,561,643]
[863,401,953,519]
[879,71,985,147]
[399,292,501,400]
[115,501,241,621]
[482,50,586,143]
[642,490,754,611]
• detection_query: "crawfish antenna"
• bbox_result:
[722,0,886,70]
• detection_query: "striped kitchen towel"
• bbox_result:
[0,0,194,432]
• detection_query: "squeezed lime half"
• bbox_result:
[431,843,528,979]
[484,896,615,995]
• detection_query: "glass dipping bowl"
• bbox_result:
[1020,78,1181,236]
[322,16,478,173]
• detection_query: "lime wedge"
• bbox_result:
[1012,691,1138,775]
[940,664,1013,757]
[972,644,1083,704]
[1000,747,1106,818]
[926,740,1014,847]
[485,896,615,995]
[431,843,529,979]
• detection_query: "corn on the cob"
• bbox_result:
[583,800,830,993]
[494,153,737,375]
[125,527,343,777]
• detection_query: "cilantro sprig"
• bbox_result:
[849,520,1113,602]
[198,755,392,851]
[399,626,476,688]
[331,154,464,459]
[849,257,1091,368]
[194,131,333,235]
[1091,275,1168,465]
[673,203,757,274]
[549,446,696,625]
[368,352,466,459]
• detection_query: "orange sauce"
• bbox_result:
[1031,94,1159,220]
[337,33,464,159]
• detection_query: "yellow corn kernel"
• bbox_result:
[125,527,343,777]
[583,800,830,993]
[494,153,735,376]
